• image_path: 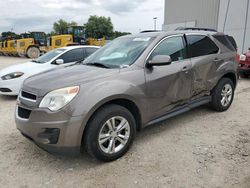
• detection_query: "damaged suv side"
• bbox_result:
[16,29,238,162]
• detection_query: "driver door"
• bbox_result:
[145,35,193,120]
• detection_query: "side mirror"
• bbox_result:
[147,55,172,66]
[55,59,64,65]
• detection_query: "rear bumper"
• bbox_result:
[15,106,85,157]
[238,68,250,75]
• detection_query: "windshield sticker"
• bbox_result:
[132,37,151,42]
[55,50,64,54]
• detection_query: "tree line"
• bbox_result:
[1,15,131,39]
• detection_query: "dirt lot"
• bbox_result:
[0,56,250,188]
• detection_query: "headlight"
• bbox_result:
[1,72,24,80]
[39,86,79,111]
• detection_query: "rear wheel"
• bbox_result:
[26,47,40,58]
[211,78,234,112]
[84,104,136,162]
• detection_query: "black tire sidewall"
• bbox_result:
[212,78,235,112]
[85,104,136,162]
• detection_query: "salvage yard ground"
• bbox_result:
[0,56,250,188]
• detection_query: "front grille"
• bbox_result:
[0,88,12,92]
[21,91,37,101]
[18,107,31,119]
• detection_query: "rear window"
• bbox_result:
[213,35,237,51]
[186,35,219,58]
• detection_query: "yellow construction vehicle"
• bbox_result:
[0,37,17,56]
[7,39,17,56]
[0,32,17,56]
[0,39,3,55]
[15,32,47,58]
[86,37,106,46]
[47,26,106,50]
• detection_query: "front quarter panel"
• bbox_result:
[63,68,148,125]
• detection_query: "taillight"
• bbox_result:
[240,54,246,61]
[235,54,240,63]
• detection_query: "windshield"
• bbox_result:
[33,49,66,63]
[84,36,155,68]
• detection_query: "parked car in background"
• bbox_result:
[16,29,238,162]
[238,48,250,78]
[0,46,99,95]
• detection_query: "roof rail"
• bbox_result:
[175,27,217,32]
[140,30,162,33]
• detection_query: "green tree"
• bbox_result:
[112,31,131,39]
[1,31,16,38]
[84,15,114,38]
[53,19,77,34]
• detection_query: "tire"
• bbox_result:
[239,73,249,78]
[26,47,40,59]
[84,104,136,162]
[211,78,235,112]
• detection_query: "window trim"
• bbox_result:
[144,34,188,66]
[54,48,84,64]
[185,33,221,59]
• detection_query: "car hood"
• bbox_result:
[23,64,120,96]
[0,61,48,77]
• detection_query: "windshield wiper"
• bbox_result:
[74,59,85,65]
[31,59,44,63]
[86,62,110,69]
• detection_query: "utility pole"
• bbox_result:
[153,17,157,30]
[242,0,249,53]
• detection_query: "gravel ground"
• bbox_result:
[0,56,250,188]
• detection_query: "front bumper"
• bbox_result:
[0,79,21,96]
[15,104,85,156]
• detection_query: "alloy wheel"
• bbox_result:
[220,84,233,107]
[98,116,130,154]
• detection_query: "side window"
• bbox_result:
[58,48,84,63]
[149,36,187,62]
[186,35,219,58]
[213,35,236,51]
[85,48,98,58]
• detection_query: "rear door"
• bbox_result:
[186,34,220,98]
[145,35,192,119]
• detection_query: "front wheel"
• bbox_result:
[26,47,40,58]
[84,104,136,162]
[211,78,235,112]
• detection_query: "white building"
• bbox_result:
[163,0,250,53]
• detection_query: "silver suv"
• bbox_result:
[15,29,238,161]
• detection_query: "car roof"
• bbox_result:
[60,45,100,51]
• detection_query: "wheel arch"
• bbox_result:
[81,97,142,147]
[220,72,237,88]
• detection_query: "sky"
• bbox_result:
[0,0,164,34]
